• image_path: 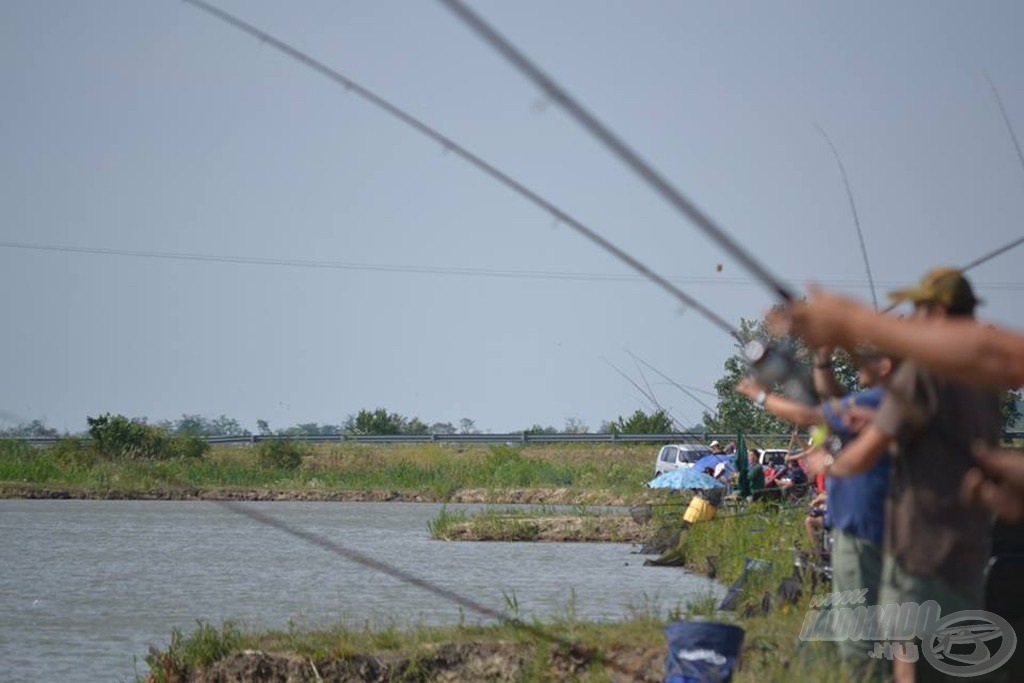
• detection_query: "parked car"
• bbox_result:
[654,444,715,476]
[757,448,790,468]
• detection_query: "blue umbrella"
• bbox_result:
[648,468,725,490]
[692,453,736,475]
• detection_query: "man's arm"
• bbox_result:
[806,425,892,478]
[735,377,824,426]
[961,446,1024,522]
[811,347,845,398]
[792,287,1024,390]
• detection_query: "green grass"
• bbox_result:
[0,440,659,502]
[427,504,625,541]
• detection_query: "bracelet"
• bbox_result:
[814,361,832,369]
[755,390,768,407]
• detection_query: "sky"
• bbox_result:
[1,1,1022,435]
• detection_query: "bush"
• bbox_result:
[0,439,33,460]
[86,413,207,461]
[169,434,210,460]
[50,436,97,468]
[257,439,306,470]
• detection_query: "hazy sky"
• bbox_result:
[2,1,1022,434]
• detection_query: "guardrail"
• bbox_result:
[6,431,1024,446]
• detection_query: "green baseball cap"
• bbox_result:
[887,266,980,315]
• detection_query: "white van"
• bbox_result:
[654,444,715,476]
[758,448,791,468]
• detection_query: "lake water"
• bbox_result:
[0,500,721,682]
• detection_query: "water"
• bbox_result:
[0,500,720,682]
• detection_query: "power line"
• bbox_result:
[5,240,1024,290]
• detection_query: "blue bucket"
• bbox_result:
[663,621,745,683]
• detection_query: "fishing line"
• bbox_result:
[179,0,740,341]
[813,124,879,311]
[436,0,796,305]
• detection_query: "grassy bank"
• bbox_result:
[0,440,659,504]
[427,504,651,542]
[144,501,870,682]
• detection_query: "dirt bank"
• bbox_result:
[154,641,663,682]
[0,483,657,506]
[438,514,651,543]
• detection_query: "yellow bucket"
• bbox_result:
[683,495,717,524]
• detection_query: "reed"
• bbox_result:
[0,440,658,501]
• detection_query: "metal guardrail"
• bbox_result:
[6,431,1024,446]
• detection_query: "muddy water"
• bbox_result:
[0,500,721,682]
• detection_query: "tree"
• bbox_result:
[171,414,251,437]
[458,418,477,435]
[278,422,342,436]
[0,419,59,438]
[563,417,589,434]
[609,409,674,434]
[429,422,456,435]
[343,408,430,435]
[1002,389,1023,432]
[702,315,860,435]
[524,424,558,435]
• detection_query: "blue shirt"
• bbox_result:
[822,387,889,544]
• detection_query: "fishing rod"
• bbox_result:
[813,124,879,311]
[881,75,1024,313]
[881,233,1024,314]
[435,0,820,405]
[214,501,638,678]
[179,0,739,341]
[181,0,820,410]
[985,72,1024,180]
[961,234,1024,273]
[625,351,719,418]
[602,357,690,431]
[436,0,795,306]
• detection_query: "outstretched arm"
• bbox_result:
[735,377,824,427]
[792,287,1024,390]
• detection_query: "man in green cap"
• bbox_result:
[805,267,1002,683]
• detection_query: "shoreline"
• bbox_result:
[0,483,656,507]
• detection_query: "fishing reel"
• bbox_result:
[742,338,818,405]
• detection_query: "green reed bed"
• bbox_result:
[0,440,657,500]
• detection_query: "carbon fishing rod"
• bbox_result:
[986,72,1024,181]
[179,0,739,341]
[881,75,1024,313]
[814,124,879,311]
[602,357,690,431]
[436,0,796,305]
[881,233,1024,314]
[210,501,638,679]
